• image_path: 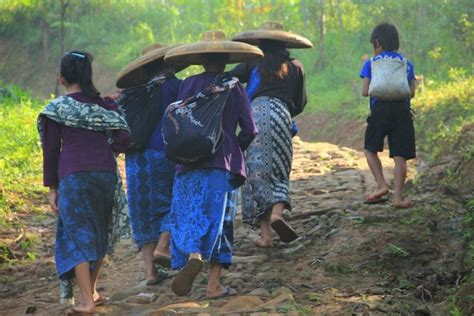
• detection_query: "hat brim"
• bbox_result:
[116,46,187,88]
[164,41,263,65]
[232,30,313,49]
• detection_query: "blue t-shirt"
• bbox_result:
[147,77,181,151]
[360,51,415,110]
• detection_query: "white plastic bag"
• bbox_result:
[369,57,411,100]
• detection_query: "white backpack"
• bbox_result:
[368,57,411,100]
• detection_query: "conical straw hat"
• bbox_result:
[116,44,187,88]
[164,31,263,65]
[232,21,313,49]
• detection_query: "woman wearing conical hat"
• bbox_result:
[115,44,187,285]
[164,31,261,298]
[231,22,312,247]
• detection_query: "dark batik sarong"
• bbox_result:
[56,171,116,280]
[170,169,237,270]
[241,96,293,227]
[125,149,175,249]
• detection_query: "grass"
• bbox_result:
[0,85,46,230]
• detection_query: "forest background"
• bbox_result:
[0,0,473,313]
[0,0,472,113]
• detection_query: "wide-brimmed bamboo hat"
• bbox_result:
[116,44,186,88]
[164,31,263,65]
[232,21,313,49]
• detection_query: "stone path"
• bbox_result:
[0,138,467,315]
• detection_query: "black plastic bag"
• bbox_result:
[115,76,165,152]
[162,74,238,164]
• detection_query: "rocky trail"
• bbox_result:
[0,138,469,315]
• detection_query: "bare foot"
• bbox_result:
[367,187,390,201]
[66,303,95,315]
[92,291,108,305]
[394,198,414,209]
[253,238,272,248]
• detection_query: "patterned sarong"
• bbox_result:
[241,96,293,226]
[125,149,175,249]
[170,169,237,270]
[56,171,116,280]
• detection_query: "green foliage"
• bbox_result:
[0,85,45,229]
[0,0,472,113]
[413,77,474,160]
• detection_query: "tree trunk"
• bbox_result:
[41,19,49,64]
[313,0,326,72]
[55,0,69,96]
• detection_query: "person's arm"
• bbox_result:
[230,62,251,83]
[235,84,258,150]
[362,78,370,97]
[292,61,307,116]
[42,118,61,189]
[360,59,371,97]
[408,61,416,98]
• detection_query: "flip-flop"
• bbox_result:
[171,258,203,296]
[153,254,171,269]
[364,197,389,205]
[65,307,95,315]
[146,268,168,285]
[206,286,237,300]
[271,219,298,243]
[94,294,109,306]
[394,200,415,209]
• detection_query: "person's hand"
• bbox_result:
[49,189,59,214]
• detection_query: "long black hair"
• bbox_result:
[370,23,400,52]
[257,40,290,81]
[60,51,101,98]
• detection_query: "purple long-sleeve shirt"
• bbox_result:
[176,72,258,185]
[42,92,131,188]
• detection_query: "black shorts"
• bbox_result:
[364,101,416,160]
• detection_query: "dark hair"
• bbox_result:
[200,53,229,65]
[60,51,100,98]
[257,40,290,81]
[144,59,173,77]
[370,23,400,52]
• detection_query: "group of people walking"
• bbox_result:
[39,21,416,315]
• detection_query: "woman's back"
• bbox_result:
[42,92,129,186]
[175,71,257,184]
[231,58,306,117]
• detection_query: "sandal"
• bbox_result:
[171,258,203,296]
[146,268,168,285]
[271,219,298,243]
[207,286,237,300]
[153,254,171,269]
[65,307,95,315]
[364,196,389,204]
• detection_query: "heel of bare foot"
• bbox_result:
[366,187,390,201]
[253,238,272,248]
[66,303,95,315]
[394,198,414,209]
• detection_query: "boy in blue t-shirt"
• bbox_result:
[360,23,416,208]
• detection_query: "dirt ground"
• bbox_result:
[0,137,469,315]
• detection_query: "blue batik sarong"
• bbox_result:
[56,171,116,280]
[170,169,237,270]
[125,149,175,249]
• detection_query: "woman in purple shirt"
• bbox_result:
[163,31,261,299]
[39,51,130,314]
